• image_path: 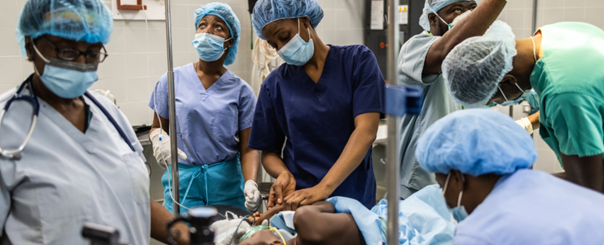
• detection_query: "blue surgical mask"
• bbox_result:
[33,44,99,99]
[192,33,231,62]
[278,18,315,66]
[498,83,531,107]
[442,172,469,223]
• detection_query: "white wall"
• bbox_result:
[0,0,364,126]
[493,0,604,173]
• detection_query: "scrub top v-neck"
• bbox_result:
[149,63,257,165]
[249,45,385,208]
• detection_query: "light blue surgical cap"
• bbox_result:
[16,0,113,57]
[443,21,517,107]
[252,0,324,40]
[194,2,241,66]
[416,109,536,176]
[420,0,475,31]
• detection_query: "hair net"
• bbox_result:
[252,0,324,40]
[419,0,474,31]
[194,2,241,66]
[443,21,517,107]
[416,109,536,176]
[16,0,113,57]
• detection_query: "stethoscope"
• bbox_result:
[0,76,135,160]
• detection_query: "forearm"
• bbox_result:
[149,199,188,244]
[240,149,260,182]
[262,151,290,178]
[319,126,376,192]
[561,153,604,192]
[528,111,540,130]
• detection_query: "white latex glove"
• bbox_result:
[515,117,534,134]
[211,219,251,245]
[244,180,262,212]
[149,128,187,169]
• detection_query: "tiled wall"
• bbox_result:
[0,0,364,126]
[495,0,604,173]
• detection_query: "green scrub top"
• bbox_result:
[531,22,604,168]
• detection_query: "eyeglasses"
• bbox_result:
[39,37,109,63]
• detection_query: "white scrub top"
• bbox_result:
[454,169,604,245]
[0,85,150,245]
[397,32,462,198]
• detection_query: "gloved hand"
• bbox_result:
[515,117,533,134]
[149,128,187,169]
[244,180,262,212]
[211,219,251,245]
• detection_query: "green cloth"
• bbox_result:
[531,22,604,168]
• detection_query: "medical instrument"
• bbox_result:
[167,206,217,245]
[81,222,123,245]
[386,0,400,244]
[0,78,135,160]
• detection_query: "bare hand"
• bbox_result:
[268,172,296,209]
[283,185,332,211]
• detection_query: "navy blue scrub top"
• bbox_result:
[248,45,385,208]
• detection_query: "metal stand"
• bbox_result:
[386,0,400,244]
[164,0,180,215]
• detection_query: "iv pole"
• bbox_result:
[386,0,400,244]
[164,0,180,215]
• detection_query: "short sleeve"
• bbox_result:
[545,93,604,157]
[238,84,257,131]
[148,73,169,119]
[248,83,286,152]
[397,33,441,86]
[352,47,385,118]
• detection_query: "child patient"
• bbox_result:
[212,185,455,245]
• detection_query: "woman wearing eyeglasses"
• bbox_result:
[0,0,189,244]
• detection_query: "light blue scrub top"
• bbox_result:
[0,86,150,245]
[149,63,256,165]
[398,32,462,198]
[454,169,604,245]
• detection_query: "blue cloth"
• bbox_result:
[416,109,536,176]
[194,3,240,66]
[454,169,604,245]
[162,156,246,214]
[16,0,113,57]
[248,45,384,208]
[252,0,324,40]
[327,184,454,245]
[148,63,256,165]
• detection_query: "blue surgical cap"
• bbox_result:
[420,0,475,31]
[194,2,241,66]
[16,0,113,57]
[443,21,517,107]
[416,109,536,176]
[252,0,324,40]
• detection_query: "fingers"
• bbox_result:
[272,183,283,205]
[285,193,305,211]
[177,148,188,160]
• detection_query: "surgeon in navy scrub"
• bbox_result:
[249,0,385,210]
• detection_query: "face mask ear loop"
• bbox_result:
[442,172,452,195]
[498,85,509,102]
[457,175,465,208]
[513,82,525,93]
[32,43,50,63]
